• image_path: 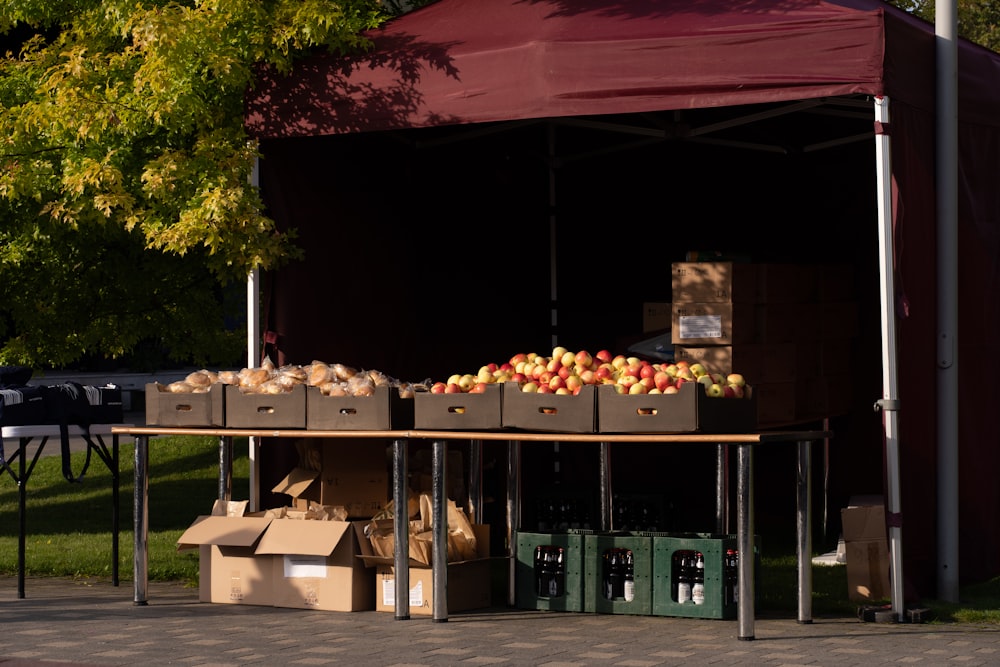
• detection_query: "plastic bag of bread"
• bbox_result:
[306,362,336,387]
[346,373,376,397]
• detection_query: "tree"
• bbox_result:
[886,0,1000,52]
[0,0,423,370]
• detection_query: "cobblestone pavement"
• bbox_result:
[2,577,1000,666]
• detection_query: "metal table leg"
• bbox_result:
[716,443,729,534]
[506,440,520,607]
[797,439,813,624]
[432,439,448,622]
[133,435,149,605]
[392,438,410,620]
[17,437,28,600]
[112,433,119,586]
[218,435,233,502]
[599,441,611,531]
[737,443,755,640]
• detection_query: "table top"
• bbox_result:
[111,426,831,443]
[3,423,131,438]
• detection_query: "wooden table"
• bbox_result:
[113,426,829,640]
[1,423,123,598]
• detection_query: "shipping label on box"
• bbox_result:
[671,303,757,345]
[671,262,760,303]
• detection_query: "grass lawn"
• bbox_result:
[0,434,997,623]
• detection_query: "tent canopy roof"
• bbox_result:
[245,0,897,139]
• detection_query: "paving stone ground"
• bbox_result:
[2,576,1000,666]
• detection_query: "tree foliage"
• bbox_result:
[887,0,1000,52]
[0,0,412,369]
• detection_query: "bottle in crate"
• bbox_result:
[623,549,635,602]
[692,551,705,605]
[724,548,738,605]
[603,548,625,600]
[534,545,566,598]
[676,551,693,603]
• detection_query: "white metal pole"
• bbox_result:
[873,96,905,619]
[935,0,960,603]
[247,158,262,510]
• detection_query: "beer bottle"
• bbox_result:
[676,552,692,603]
[623,549,635,602]
[692,551,705,604]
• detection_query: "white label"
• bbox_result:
[677,582,692,603]
[624,580,635,602]
[381,578,424,607]
[692,582,705,604]
[678,314,723,339]
[283,555,327,578]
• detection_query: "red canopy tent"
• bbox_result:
[244,0,1000,604]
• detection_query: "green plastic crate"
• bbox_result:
[514,531,588,612]
[651,533,759,619]
[583,532,653,615]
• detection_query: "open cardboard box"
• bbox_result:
[177,500,274,606]
[271,439,389,519]
[362,523,494,615]
[255,518,376,612]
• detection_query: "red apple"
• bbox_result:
[575,350,593,368]
[470,382,489,393]
[595,349,613,364]
[653,371,673,392]
[430,381,447,394]
[639,363,656,379]
[445,383,462,394]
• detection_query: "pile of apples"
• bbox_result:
[429,347,751,398]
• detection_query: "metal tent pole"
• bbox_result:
[873,96,905,619]
[935,0,960,604]
[247,157,262,511]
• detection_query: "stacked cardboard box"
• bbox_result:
[670,261,857,426]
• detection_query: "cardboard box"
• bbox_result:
[145,382,225,427]
[225,384,306,429]
[671,262,760,303]
[672,343,798,384]
[672,262,819,305]
[177,514,274,606]
[371,524,493,615]
[642,302,672,333]
[596,382,756,434]
[255,519,375,612]
[306,384,414,430]
[841,497,890,602]
[502,382,597,433]
[796,374,852,420]
[820,301,860,340]
[757,264,818,303]
[413,382,503,430]
[753,382,796,426]
[272,439,389,519]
